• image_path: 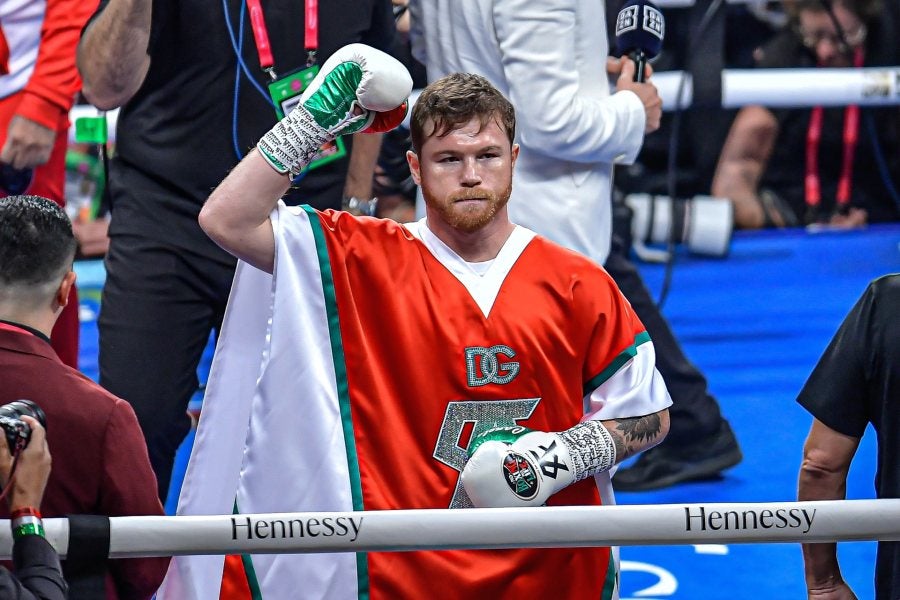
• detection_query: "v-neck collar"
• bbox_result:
[406,218,536,318]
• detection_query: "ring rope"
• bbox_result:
[68,66,900,144]
[0,499,897,560]
[655,67,900,109]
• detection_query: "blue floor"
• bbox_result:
[615,224,898,599]
[74,223,900,599]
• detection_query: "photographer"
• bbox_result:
[0,414,67,600]
[0,195,167,599]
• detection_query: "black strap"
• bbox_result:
[686,0,725,109]
[63,515,111,600]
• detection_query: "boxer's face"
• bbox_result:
[409,115,518,233]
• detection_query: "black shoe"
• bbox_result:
[613,420,743,492]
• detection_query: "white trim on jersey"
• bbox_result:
[586,341,672,422]
[405,218,536,318]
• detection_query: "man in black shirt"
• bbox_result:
[797,274,900,599]
[76,0,397,500]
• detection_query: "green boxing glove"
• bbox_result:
[258,43,413,177]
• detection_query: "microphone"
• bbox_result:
[615,0,665,83]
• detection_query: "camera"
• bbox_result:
[625,193,734,260]
[0,400,46,453]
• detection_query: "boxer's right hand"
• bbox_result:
[258,43,413,176]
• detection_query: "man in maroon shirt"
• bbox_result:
[0,194,168,599]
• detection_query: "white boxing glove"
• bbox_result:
[461,422,617,508]
[258,43,413,177]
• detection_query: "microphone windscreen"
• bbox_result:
[615,0,665,59]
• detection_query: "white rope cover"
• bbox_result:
[652,0,760,5]
[655,67,900,109]
[69,66,900,143]
[1,499,898,559]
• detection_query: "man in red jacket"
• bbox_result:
[0,0,100,368]
[0,194,169,599]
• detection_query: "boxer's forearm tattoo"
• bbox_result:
[608,413,664,462]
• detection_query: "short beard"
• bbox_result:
[423,182,512,233]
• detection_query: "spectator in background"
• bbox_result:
[367,1,424,223]
[0,0,99,369]
[797,274,900,599]
[76,0,397,501]
[372,126,418,222]
[0,414,67,600]
[712,0,900,229]
[0,195,168,599]
[410,0,742,492]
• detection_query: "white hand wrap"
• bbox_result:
[557,420,617,482]
[257,109,333,177]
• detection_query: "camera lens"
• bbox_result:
[0,400,46,427]
[0,400,46,452]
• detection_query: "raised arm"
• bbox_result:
[199,44,412,273]
[76,0,152,110]
[199,150,289,274]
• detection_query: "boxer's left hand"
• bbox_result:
[462,426,576,508]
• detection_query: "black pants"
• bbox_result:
[604,234,724,444]
[98,234,235,500]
